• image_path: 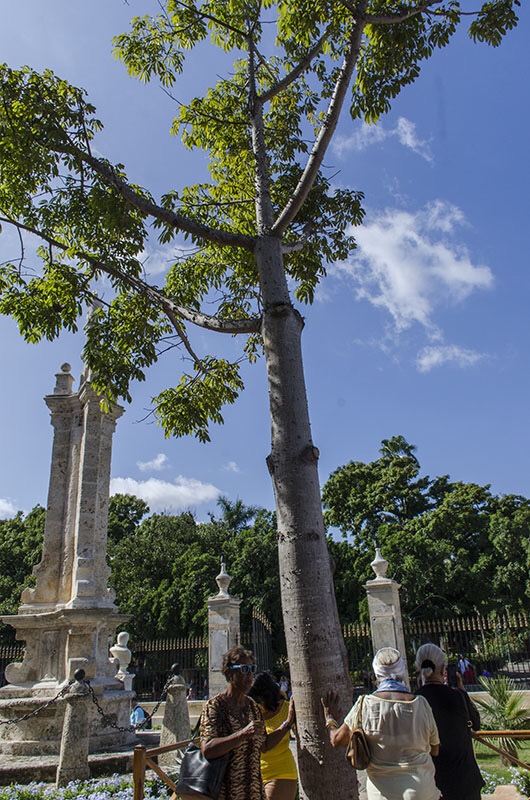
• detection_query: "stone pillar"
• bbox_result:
[364,548,410,687]
[56,674,91,786]
[158,671,190,768]
[207,560,241,699]
[0,363,134,755]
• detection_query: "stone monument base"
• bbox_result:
[0,689,135,755]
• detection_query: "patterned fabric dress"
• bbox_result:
[201,693,266,800]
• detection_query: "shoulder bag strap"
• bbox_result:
[356,694,365,730]
[191,716,201,739]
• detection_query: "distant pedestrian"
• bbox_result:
[278,674,291,699]
[458,654,471,675]
[130,696,148,727]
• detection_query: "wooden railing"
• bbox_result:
[132,730,530,799]
[133,738,191,800]
[473,730,530,771]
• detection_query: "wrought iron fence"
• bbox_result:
[343,611,530,689]
[403,611,530,686]
[129,635,208,700]
[249,607,273,673]
[342,621,376,693]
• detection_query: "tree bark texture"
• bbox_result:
[256,236,357,800]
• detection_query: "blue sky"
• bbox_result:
[1,1,529,521]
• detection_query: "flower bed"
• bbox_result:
[0,774,170,800]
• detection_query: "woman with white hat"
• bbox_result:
[322,647,440,800]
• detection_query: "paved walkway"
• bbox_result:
[483,787,526,799]
[356,770,526,800]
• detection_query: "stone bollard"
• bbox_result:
[158,664,191,768]
[56,669,91,787]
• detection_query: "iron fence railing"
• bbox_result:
[342,611,530,690]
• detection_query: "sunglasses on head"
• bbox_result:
[229,663,257,675]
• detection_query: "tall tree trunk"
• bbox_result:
[257,235,357,800]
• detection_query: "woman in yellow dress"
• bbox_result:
[248,672,298,800]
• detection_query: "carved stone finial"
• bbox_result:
[109,631,134,690]
[215,558,232,597]
[54,364,74,395]
[371,547,389,580]
[109,631,132,676]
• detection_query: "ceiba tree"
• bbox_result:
[0,1,520,796]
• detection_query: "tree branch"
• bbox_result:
[258,25,333,105]
[270,8,368,237]
[164,305,208,370]
[172,0,248,39]
[59,145,256,251]
[364,0,444,25]
[0,215,262,336]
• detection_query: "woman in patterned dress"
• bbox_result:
[201,646,295,800]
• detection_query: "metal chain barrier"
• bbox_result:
[0,679,75,726]
[85,664,181,732]
[0,663,182,731]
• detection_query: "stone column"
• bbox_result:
[364,548,410,687]
[207,560,241,699]
[56,674,91,786]
[0,363,134,755]
[158,671,190,768]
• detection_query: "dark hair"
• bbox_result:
[247,672,281,712]
[221,646,254,681]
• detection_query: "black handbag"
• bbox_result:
[175,719,230,800]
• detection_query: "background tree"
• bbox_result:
[107,493,149,547]
[108,496,284,654]
[323,436,530,620]
[0,506,45,643]
[0,2,521,794]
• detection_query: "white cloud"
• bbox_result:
[334,117,432,162]
[0,498,18,519]
[222,461,240,473]
[139,247,172,277]
[395,118,432,162]
[137,453,169,472]
[139,243,198,278]
[110,475,221,512]
[416,344,487,373]
[334,201,493,334]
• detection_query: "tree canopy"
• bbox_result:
[324,436,530,620]
[108,496,284,653]
[0,505,45,643]
[0,2,522,796]
[0,1,519,435]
